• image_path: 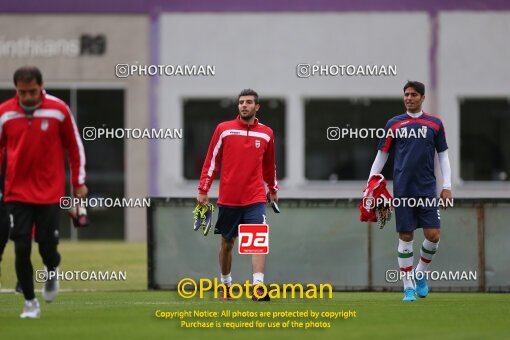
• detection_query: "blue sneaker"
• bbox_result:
[402,287,416,302]
[202,204,215,236]
[415,270,429,298]
[192,204,205,231]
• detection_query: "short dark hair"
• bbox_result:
[13,66,43,86]
[238,89,259,104]
[403,81,425,96]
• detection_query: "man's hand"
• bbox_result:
[440,189,452,209]
[267,191,280,213]
[197,193,209,206]
[74,185,88,198]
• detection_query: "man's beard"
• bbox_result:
[20,100,41,111]
[239,110,256,121]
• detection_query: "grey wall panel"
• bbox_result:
[149,199,508,291]
[151,200,368,288]
[485,205,510,289]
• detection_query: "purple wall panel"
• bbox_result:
[1,0,509,13]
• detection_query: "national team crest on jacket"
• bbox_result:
[41,119,49,131]
[255,140,260,148]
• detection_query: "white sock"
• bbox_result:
[253,272,264,285]
[220,273,232,286]
[416,239,439,274]
[397,239,414,290]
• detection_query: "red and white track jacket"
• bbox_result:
[359,174,393,222]
[198,116,278,206]
[0,91,86,204]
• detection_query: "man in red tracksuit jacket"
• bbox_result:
[197,89,278,301]
[0,66,87,318]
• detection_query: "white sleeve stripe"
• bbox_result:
[33,109,65,121]
[0,110,65,136]
[247,131,270,142]
[207,130,228,177]
[68,110,87,185]
[0,111,25,138]
[44,93,68,106]
[273,169,278,190]
[206,129,272,177]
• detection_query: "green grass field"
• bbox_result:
[0,241,509,339]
